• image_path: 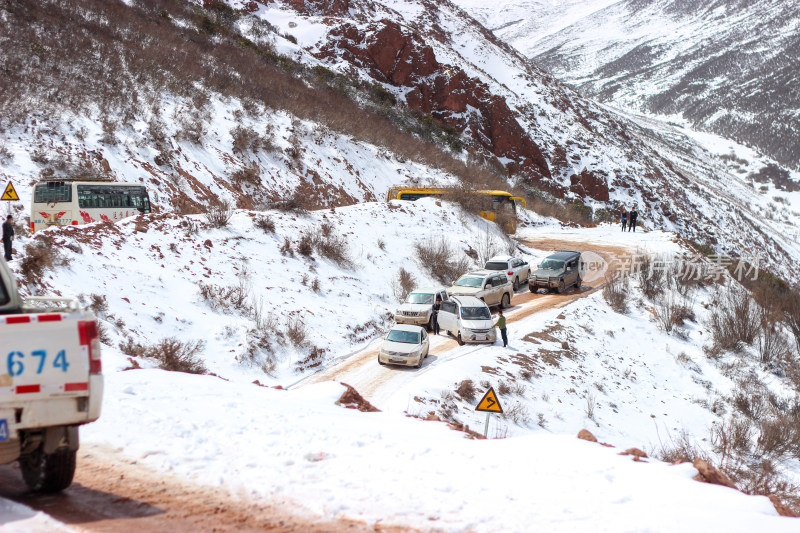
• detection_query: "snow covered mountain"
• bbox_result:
[2,0,799,279]
[476,0,800,172]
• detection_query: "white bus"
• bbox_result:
[31,180,152,232]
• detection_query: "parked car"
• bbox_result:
[394,287,449,330]
[447,271,513,308]
[437,295,497,346]
[484,256,531,290]
[528,251,583,294]
[378,324,430,368]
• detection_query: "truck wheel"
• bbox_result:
[20,447,76,493]
[512,277,519,291]
[457,333,465,346]
[500,293,510,309]
[576,277,582,289]
[529,285,536,293]
[557,280,566,294]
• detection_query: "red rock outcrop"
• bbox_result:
[570,169,609,201]
[315,20,551,183]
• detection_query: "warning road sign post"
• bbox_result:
[2,182,19,217]
[475,387,503,438]
[1,183,19,201]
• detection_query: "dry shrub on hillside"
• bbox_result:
[230,163,262,187]
[602,272,630,313]
[391,267,416,302]
[414,237,471,285]
[20,240,70,284]
[636,254,666,299]
[706,286,760,354]
[269,194,309,214]
[454,379,476,402]
[254,215,275,233]
[308,222,353,269]
[230,125,275,154]
[146,338,207,375]
[654,294,694,334]
[297,233,314,257]
[780,288,800,354]
[203,199,234,228]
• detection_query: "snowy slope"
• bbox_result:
[243,0,800,281]
[7,200,516,382]
[81,355,795,532]
[481,0,800,171]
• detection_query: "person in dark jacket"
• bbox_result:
[620,208,628,232]
[2,215,14,261]
[629,208,639,232]
[431,296,441,335]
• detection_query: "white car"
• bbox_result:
[378,324,430,368]
[394,287,449,329]
[446,271,513,309]
[436,295,497,346]
[484,256,531,290]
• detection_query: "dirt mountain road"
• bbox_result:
[294,238,632,407]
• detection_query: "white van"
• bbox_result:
[436,295,497,346]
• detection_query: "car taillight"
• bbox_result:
[78,320,102,374]
[507,271,513,276]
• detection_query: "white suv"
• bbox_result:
[394,287,449,330]
[446,271,513,309]
[436,295,497,346]
[484,256,531,291]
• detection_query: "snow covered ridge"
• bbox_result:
[479,0,800,172]
[2,0,800,282]
[217,0,800,279]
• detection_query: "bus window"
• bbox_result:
[34,182,72,203]
[77,185,150,213]
[398,192,442,201]
[492,195,515,212]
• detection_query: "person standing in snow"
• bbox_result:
[431,296,441,335]
[494,309,508,348]
[620,208,628,232]
[2,215,13,261]
[629,207,638,232]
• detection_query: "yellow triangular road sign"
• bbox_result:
[475,387,503,413]
[1,183,19,201]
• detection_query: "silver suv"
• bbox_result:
[447,271,513,309]
[528,251,583,293]
[394,287,449,330]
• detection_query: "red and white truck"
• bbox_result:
[0,259,103,492]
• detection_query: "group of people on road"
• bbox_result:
[2,215,13,262]
[429,296,509,348]
[620,207,639,232]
